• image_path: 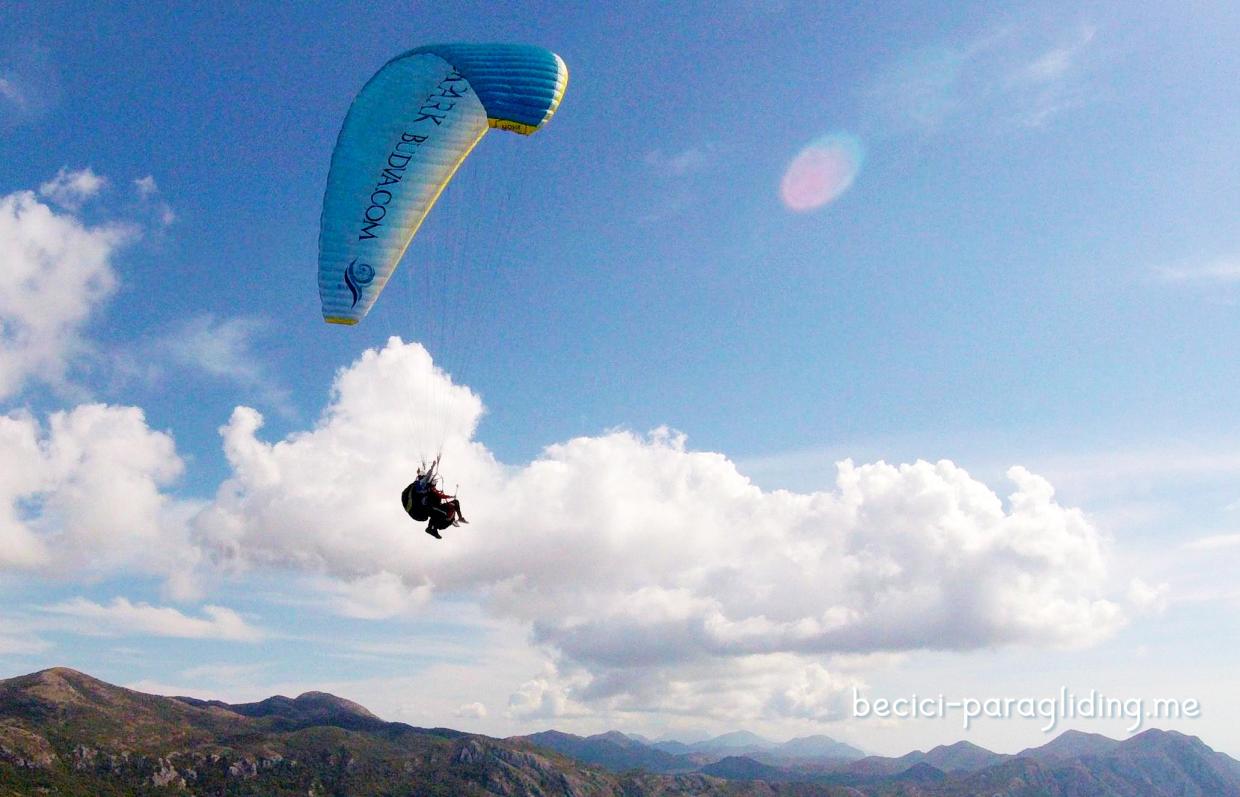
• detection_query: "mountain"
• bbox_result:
[4,668,1240,797]
[176,690,385,731]
[699,754,794,781]
[897,761,948,783]
[1017,728,1120,761]
[0,668,770,796]
[917,730,1240,797]
[912,740,1008,772]
[844,740,1008,776]
[1100,729,1240,793]
[513,729,693,774]
[693,729,774,753]
[947,731,1240,796]
[772,734,866,760]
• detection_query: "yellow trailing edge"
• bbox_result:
[488,117,540,135]
[324,316,359,326]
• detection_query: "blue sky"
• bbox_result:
[2,0,1239,756]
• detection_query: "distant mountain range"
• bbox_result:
[515,727,867,773]
[2,667,1238,796]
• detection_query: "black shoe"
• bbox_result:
[425,526,442,539]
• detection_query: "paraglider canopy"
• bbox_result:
[318,43,568,326]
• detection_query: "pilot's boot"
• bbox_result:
[425,524,442,539]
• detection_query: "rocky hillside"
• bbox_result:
[2,667,1238,796]
[0,668,777,796]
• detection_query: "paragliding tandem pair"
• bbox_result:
[401,458,467,539]
[317,43,569,540]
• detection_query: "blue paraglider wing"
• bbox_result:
[319,43,568,325]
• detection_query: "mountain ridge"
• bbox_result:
[2,667,1238,797]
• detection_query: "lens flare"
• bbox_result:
[780,133,864,212]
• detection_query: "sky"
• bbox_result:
[1,0,1239,758]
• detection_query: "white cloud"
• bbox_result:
[0,632,50,656]
[637,143,723,223]
[0,188,133,398]
[0,411,51,568]
[508,670,582,720]
[39,167,107,210]
[192,339,486,583]
[869,22,1099,130]
[320,571,433,619]
[134,176,159,198]
[132,175,175,226]
[40,597,262,641]
[0,614,51,655]
[644,145,715,177]
[0,76,20,104]
[191,337,1127,719]
[1156,257,1240,284]
[1126,578,1169,613]
[767,662,858,721]
[1183,532,1240,551]
[561,654,864,724]
[0,403,200,592]
[1013,24,1097,85]
[455,701,488,719]
[160,314,290,414]
[0,42,60,127]
[179,662,268,683]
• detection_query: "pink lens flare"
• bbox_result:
[780,133,864,212]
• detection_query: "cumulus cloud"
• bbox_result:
[191,338,1126,719]
[39,167,107,210]
[0,403,200,592]
[192,339,487,584]
[561,653,864,724]
[508,670,582,720]
[455,701,488,719]
[0,188,133,398]
[767,661,857,721]
[0,412,50,568]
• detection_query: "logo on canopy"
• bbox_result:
[344,258,375,307]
